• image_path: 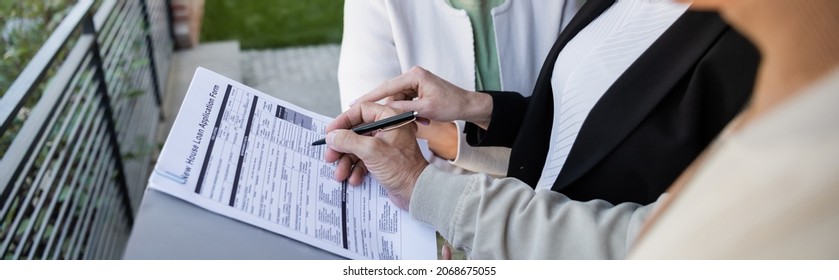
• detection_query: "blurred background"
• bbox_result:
[201,0,343,49]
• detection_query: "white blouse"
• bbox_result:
[535,0,690,191]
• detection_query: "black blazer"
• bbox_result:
[465,0,760,205]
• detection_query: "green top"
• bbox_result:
[447,0,505,91]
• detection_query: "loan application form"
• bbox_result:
[148,68,436,259]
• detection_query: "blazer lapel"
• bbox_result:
[507,0,616,188]
[553,11,729,190]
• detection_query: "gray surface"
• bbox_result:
[126,42,345,259]
[123,189,344,260]
[242,44,342,118]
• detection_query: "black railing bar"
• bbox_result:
[148,2,172,39]
[26,65,100,259]
[99,2,134,69]
[152,32,174,53]
[11,53,96,259]
[101,19,139,77]
[83,15,135,222]
[82,178,114,259]
[106,67,146,145]
[114,113,140,184]
[95,1,124,59]
[102,67,127,122]
[110,220,127,260]
[96,191,120,260]
[102,16,146,100]
[0,47,88,224]
[40,97,102,260]
[116,91,153,210]
[63,140,110,260]
[117,69,154,145]
[115,218,129,260]
[114,204,131,260]
[93,0,118,31]
[104,203,127,260]
[117,48,155,111]
[107,30,154,112]
[105,19,146,89]
[101,1,142,68]
[0,0,94,134]
[125,99,156,210]
[101,13,141,78]
[140,0,163,105]
[149,6,173,63]
[0,34,95,221]
[47,108,106,259]
[99,185,126,260]
[96,190,120,259]
[68,155,113,260]
[149,12,173,47]
[98,0,131,59]
[156,41,174,60]
[29,101,99,260]
[150,38,170,66]
[164,0,177,47]
[138,81,158,150]
[149,0,168,32]
[145,0,172,94]
[154,46,171,92]
[134,94,159,204]
[56,117,107,259]
[103,71,128,121]
[8,52,91,251]
[73,154,117,259]
[110,62,153,144]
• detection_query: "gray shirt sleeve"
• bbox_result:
[409,165,663,259]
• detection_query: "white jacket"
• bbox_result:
[338,0,568,175]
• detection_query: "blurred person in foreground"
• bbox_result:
[630,0,839,258]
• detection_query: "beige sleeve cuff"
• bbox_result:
[450,120,511,177]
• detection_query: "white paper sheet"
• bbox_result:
[148,67,437,260]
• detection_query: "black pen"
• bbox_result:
[311,111,418,146]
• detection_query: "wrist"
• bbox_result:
[464,91,493,129]
[419,122,458,160]
[397,160,428,210]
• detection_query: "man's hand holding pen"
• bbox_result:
[324,102,427,210]
[323,66,494,211]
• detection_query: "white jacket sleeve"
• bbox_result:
[338,0,403,110]
[409,165,664,259]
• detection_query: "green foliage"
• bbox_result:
[0,0,76,95]
[200,0,344,49]
[1,0,76,159]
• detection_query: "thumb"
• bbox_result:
[325,129,378,160]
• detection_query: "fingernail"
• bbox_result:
[416,117,430,126]
[326,131,336,145]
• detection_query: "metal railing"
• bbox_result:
[0,0,173,260]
